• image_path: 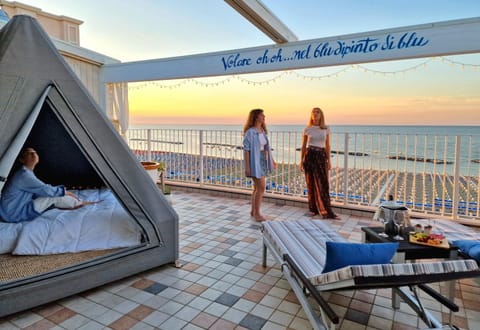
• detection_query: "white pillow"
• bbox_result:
[0,222,23,254]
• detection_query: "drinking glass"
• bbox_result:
[393,212,404,240]
[378,217,388,237]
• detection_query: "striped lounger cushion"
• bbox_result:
[262,220,480,290]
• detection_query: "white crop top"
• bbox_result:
[258,132,267,151]
[303,126,329,148]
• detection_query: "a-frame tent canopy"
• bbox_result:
[0,15,178,317]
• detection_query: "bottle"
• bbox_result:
[384,219,398,237]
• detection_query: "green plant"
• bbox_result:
[163,185,171,195]
[157,161,166,172]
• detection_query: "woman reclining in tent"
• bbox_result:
[0,147,98,223]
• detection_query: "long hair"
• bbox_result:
[307,107,327,129]
[243,108,268,134]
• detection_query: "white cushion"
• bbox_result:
[0,222,23,254]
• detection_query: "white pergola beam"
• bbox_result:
[100,17,480,83]
[224,0,297,43]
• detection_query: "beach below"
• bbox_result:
[134,150,479,219]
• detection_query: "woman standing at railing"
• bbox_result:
[243,109,276,222]
[300,107,340,220]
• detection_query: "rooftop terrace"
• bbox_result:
[2,189,480,330]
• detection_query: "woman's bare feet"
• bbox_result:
[324,214,341,220]
[253,214,266,222]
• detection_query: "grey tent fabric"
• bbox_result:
[0,85,50,192]
[0,16,179,317]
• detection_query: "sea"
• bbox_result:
[131,124,479,136]
[130,124,480,176]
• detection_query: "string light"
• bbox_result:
[128,56,480,91]
[356,59,433,75]
[441,57,480,69]
[293,66,350,80]
[234,72,287,85]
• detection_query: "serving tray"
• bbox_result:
[409,233,450,249]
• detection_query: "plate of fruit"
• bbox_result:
[409,232,449,249]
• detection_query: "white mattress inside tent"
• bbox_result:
[0,188,142,255]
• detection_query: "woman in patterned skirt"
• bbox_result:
[299,107,340,220]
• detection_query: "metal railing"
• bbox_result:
[127,128,480,221]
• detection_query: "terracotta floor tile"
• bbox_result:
[241,237,257,243]
[191,312,218,328]
[461,298,480,310]
[181,246,194,253]
[109,315,139,330]
[328,293,351,307]
[131,278,156,290]
[210,318,237,330]
[218,243,231,249]
[186,242,202,249]
[251,281,272,294]
[284,290,299,304]
[45,307,77,324]
[349,299,372,314]
[391,324,417,330]
[252,264,271,274]
[443,313,468,329]
[185,283,208,295]
[182,262,201,272]
[242,289,265,303]
[127,305,155,320]
[353,291,375,304]
[33,303,64,317]
[376,288,393,299]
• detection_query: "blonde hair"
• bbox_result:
[243,108,268,134]
[307,107,327,129]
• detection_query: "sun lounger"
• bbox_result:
[262,219,480,330]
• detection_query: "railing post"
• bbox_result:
[147,129,152,161]
[199,130,204,186]
[452,136,461,220]
[343,133,349,206]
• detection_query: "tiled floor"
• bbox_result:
[2,190,480,329]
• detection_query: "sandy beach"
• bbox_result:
[134,150,479,217]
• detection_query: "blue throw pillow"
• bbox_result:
[322,242,399,273]
[452,240,480,261]
[468,245,480,262]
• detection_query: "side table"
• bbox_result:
[361,226,459,309]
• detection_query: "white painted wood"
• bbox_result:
[100,17,480,83]
[224,0,297,43]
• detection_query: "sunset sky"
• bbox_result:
[18,1,480,126]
